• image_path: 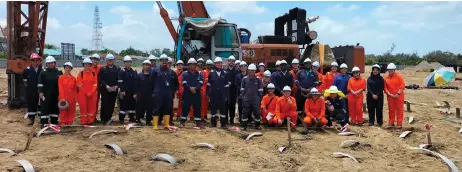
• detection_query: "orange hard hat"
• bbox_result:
[30,53,41,60]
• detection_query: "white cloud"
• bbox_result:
[327,4,361,13]
[110,5,131,14]
[70,23,88,29]
[209,1,266,18]
[47,17,62,30]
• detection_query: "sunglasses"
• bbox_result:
[90,58,100,61]
[31,60,41,62]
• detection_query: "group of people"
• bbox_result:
[23,52,406,130]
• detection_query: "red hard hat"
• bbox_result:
[30,53,41,60]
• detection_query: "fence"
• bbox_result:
[0,59,146,68]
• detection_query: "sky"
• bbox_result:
[0,1,461,55]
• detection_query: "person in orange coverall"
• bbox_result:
[290,59,300,96]
[77,58,98,125]
[312,61,324,92]
[256,62,266,79]
[303,88,327,127]
[198,59,212,120]
[321,62,339,92]
[58,62,77,125]
[260,83,279,125]
[347,66,367,126]
[175,60,193,118]
[384,63,405,128]
[90,53,102,122]
[275,86,298,130]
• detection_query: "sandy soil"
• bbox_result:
[1,67,462,172]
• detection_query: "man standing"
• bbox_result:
[295,58,319,117]
[134,60,154,125]
[38,56,62,128]
[118,56,137,124]
[240,64,264,130]
[226,55,239,125]
[23,53,43,125]
[149,55,158,68]
[151,55,175,130]
[199,59,212,120]
[207,57,230,128]
[235,61,248,124]
[98,53,120,124]
[175,60,186,118]
[180,58,204,129]
[333,63,351,123]
[271,60,293,96]
[90,53,103,122]
[290,59,300,96]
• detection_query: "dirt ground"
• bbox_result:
[1,66,461,172]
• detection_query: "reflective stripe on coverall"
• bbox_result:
[321,71,338,93]
[175,69,193,117]
[118,67,137,122]
[290,69,299,96]
[23,65,43,117]
[38,68,62,125]
[98,65,121,123]
[207,69,230,126]
[152,67,174,116]
[303,97,327,126]
[135,70,153,122]
[58,74,77,125]
[77,71,98,124]
[181,70,203,121]
[384,72,405,125]
[91,64,102,119]
[241,76,264,125]
[275,96,298,127]
[260,94,278,124]
[347,76,366,124]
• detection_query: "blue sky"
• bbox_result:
[1,1,461,55]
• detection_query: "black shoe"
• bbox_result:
[179,120,186,128]
[211,117,218,128]
[369,123,374,126]
[118,120,124,125]
[27,117,35,126]
[196,121,205,129]
[145,121,153,126]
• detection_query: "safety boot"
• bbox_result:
[195,120,205,129]
[179,120,186,128]
[152,116,159,130]
[241,121,248,131]
[254,121,262,130]
[128,114,136,123]
[211,116,218,127]
[220,117,228,129]
[163,115,171,129]
[27,116,35,126]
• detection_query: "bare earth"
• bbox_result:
[1,67,461,172]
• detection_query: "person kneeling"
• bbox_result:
[324,86,348,131]
[275,86,298,131]
[261,83,279,126]
[303,88,327,127]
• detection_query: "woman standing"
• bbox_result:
[366,64,384,126]
[347,66,366,126]
[384,63,405,128]
[58,62,77,125]
[77,58,98,125]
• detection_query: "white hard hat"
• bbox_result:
[168,57,173,63]
[352,66,360,72]
[235,60,241,64]
[197,58,204,62]
[177,60,184,65]
[148,55,157,60]
[331,62,339,66]
[280,60,288,64]
[159,54,168,60]
[248,64,257,70]
[228,55,236,61]
[106,53,115,60]
[283,86,291,92]
[142,60,151,65]
[91,53,100,59]
[206,59,213,65]
[123,55,132,61]
[387,63,397,70]
[310,88,321,94]
[83,58,92,64]
[63,62,73,68]
[372,64,381,69]
[214,57,223,63]
[267,83,275,89]
[275,60,281,66]
[304,58,312,63]
[187,58,197,64]
[292,59,299,64]
[258,62,265,67]
[240,61,247,66]
[312,61,320,67]
[263,70,271,77]
[340,63,348,69]
[45,56,56,63]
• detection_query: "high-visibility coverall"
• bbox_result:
[290,69,299,96]
[347,76,366,124]
[207,69,230,127]
[199,69,210,119]
[275,96,298,127]
[321,71,338,92]
[175,69,193,118]
[152,67,174,118]
[23,65,43,119]
[304,97,327,126]
[118,67,137,123]
[58,74,77,125]
[98,65,121,123]
[90,64,102,120]
[38,68,62,125]
[260,94,278,124]
[256,71,264,79]
[134,70,153,123]
[271,71,294,97]
[181,70,203,122]
[316,72,324,92]
[77,71,98,124]
[384,73,405,125]
[295,68,319,113]
[240,75,264,128]
[226,65,240,125]
[235,72,247,123]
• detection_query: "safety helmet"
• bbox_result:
[177,60,184,65]
[91,53,100,59]
[248,64,257,70]
[142,60,151,65]
[263,70,271,77]
[168,57,173,63]
[240,61,248,66]
[197,58,204,62]
[280,60,288,65]
[83,58,92,64]
[275,60,281,66]
[331,62,339,67]
[387,63,397,70]
[312,61,320,67]
[228,55,236,61]
[283,86,291,92]
[63,62,73,68]
[30,53,41,60]
[310,88,321,94]
[159,54,168,60]
[148,55,157,61]
[372,64,381,70]
[235,60,241,64]
[267,83,275,89]
[292,59,299,64]
[206,59,213,65]
[214,57,223,63]
[340,63,348,69]
[258,62,265,67]
[352,66,360,72]
[106,53,115,60]
[304,58,312,63]
[123,55,132,61]
[45,56,56,63]
[188,58,197,64]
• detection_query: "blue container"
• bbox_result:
[240,34,249,43]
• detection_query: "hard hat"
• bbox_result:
[168,57,173,63]
[45,56,56,63]
[240,61,248,66]
[352,66,360,72]
[228,55,236,61]
[331,62,339,67]
[267,83,275,89]
[304,58,312,63]
[312,61,320,67]
[91,53,100,59]
[197,58,204,62]
[275,60,281,66]
[292,59,299,64]
[372,64,381,69]
[263,70,271,77]
[387,63,397,70]
[30,53,41,60]
[177,60,184,65]
[214,57,223,63]
[235,60,241,64]
[63,62,73,68]
[83,58,92,64]
[340,63,348,69]
[159,54,168,60]
[148,55,157,60]
[280,60,288,64]
[142,60,151,65]
[310,88,321,94]
[123,55,132,61]
[258,62,265,67]
[283,86,291,92]
[248,64,257,70]
[206,59,213,65]
[187,58,197,64]
[106,53,115,60]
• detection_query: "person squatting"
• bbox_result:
[27,53,405,130]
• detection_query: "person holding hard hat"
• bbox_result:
[148,55,158,68]
[333,63,352,123]
[226,55,240,125]
[134,60,154,125]
[274,86,298,130]
[290,59,300,96]
[384,63,405,128]
[303,88,327,127]
[151,54,175,130]
[58,62,77,125]
[312,61,324,92]
[367,64,384,127]
[77,58,98,125]
[117,55,138,124]
[98,53,121,124]
[89,53,103,122]
[324,86,348,129]
[271,60,293,97]
[347,66,366,126]
[256,62,266,79]
[240,63,264,130]
[207,57,230,128]
[180,58,205,129]
[260,83,279,125]
[23,53,43,125]
[321,62,339,92]
[38,56,62,128]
